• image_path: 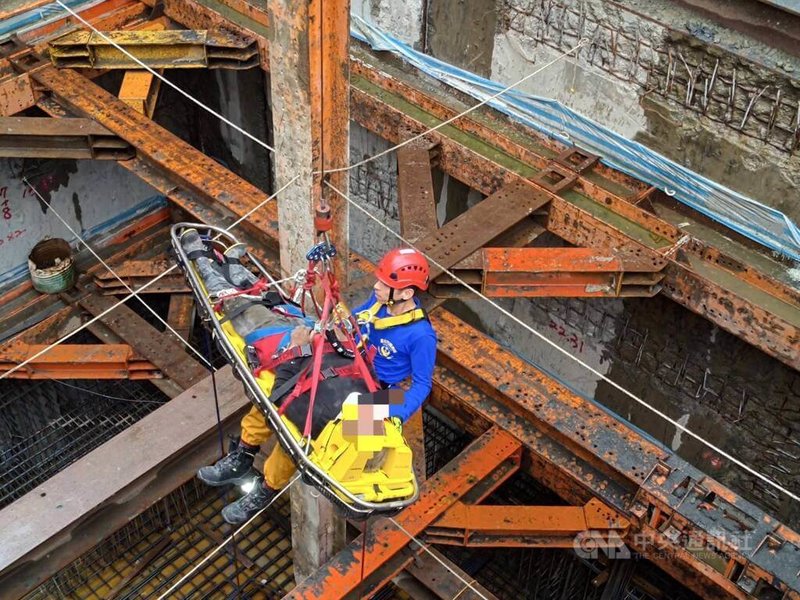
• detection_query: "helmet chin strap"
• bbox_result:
[386,287,396,307]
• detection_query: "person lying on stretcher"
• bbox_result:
[181,228,437,524]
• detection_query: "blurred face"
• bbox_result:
[373,279,414,304]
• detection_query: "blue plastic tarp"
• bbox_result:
[352,16,800,261]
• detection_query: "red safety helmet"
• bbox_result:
[375,247,430,291]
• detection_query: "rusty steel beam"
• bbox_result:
[28,65,281,250]
[0,73,39,116]
[346,64,800,370]
[6,6,794,597]
[425,498,629,548]
[167,293,195,342]
[0,367,248,600]
[150,0,800,368]
[0,2,167,117]
[435,247,665,298]
[93,274,189,294]
[429,308,800,600]
[76,292,206,389]
[14,0,148,46]
[0,116,133,159]
[401,549,498,600]
[285,427,522,599]
[0,342,161,379]
[116,18,167,116]
[32,95,282,273]
[119,70,161,116]
[418,181,551,280]
[396,134,438,244]
[92,256,189,292]
[48,29,259,70]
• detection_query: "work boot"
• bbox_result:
[224,242,248,261]
[181,229,258,292]
[180,228,204,254]
[196,438,257,487]
[222,479,277,525]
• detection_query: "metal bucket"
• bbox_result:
[28,238,76,294]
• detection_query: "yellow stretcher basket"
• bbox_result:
[219,319,416,505]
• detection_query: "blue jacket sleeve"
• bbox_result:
[389,331,437,422]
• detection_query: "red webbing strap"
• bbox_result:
[302,328,327,437]
[213,279,268,312]
[302,282,334,438]
[255,343,314,375]
[321,272,380,393]
[277,369,311,416]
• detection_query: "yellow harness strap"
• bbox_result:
[356,302,427,330]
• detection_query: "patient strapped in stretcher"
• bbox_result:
[177,227,415,510]
[180,228,380,436]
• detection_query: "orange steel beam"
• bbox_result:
[5,4,795,595]
[167,294,194,341]
[285,427,522,599]
[21,61,791,598]
[140,0,800,370]
[17,0,148,45]
[434,247,665,298]
[430,308,800,600]
[0,343,161,379]
[314,0,350,274]
[347,67,800,370]
[117,16,166,117]
[77,293,207,389]
[28,65,281,250]
[417,181,551,280]
[425,498,629,548]
[0,1,156,117]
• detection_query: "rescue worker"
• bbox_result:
[198,247,437,524]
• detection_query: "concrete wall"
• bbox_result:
[491,0,800,225]
[0,158,161,288]
[351,0,425,48]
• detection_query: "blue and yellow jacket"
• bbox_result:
[353,292,437,422]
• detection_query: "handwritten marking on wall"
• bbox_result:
[0,186,10,220]
[549,319,584,353]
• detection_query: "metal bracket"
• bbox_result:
[530,163,578,195]
[554,147,599,174]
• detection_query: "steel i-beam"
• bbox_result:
[0,116,133,159]
[48,29,259,69]
[0,343,160,379]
